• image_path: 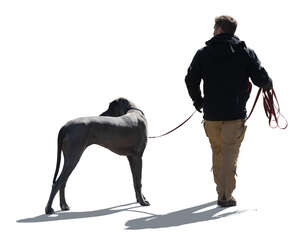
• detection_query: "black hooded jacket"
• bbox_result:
[185,33,273,121]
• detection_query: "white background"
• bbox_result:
[1,0,299,239]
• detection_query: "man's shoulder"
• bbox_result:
[233,40,255,56]
[194,46,210,59]
[197,46,210,53]
[237,43,258,61]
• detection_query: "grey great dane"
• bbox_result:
[45,98,149,214]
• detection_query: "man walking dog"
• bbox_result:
[185,16,273,207]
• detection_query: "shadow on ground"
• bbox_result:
[16,202,145,223]
[17,201,247,228]
[125,201,247,230]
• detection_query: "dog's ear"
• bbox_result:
[117,98,131,109]
[100,101,114,116]
[100,109,109,116]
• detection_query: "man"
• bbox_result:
[185,15,272,207]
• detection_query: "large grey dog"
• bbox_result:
[45,98,149,214]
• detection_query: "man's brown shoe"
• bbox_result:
[217,195,227,207]
[218,197,237,207]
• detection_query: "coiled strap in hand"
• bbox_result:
[262,88,288,129]
[246,88,288,129]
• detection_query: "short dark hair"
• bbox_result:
[215,15,237,34]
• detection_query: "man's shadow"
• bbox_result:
[125,201,246,230]
[17,201,246,228]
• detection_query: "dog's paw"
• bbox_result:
[139,200,150,206]
[60,203,70,211]
[137,196,150,206]
[45,207,55,215]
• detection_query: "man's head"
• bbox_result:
[214,15,237,36]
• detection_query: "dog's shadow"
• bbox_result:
[17,201,247,228]
[16,202,144,223]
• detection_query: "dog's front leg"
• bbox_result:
[127,155,150,206]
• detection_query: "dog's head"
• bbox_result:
[100,97,135,117]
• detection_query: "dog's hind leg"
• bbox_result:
[59,146,85,212]
[127,155,150,206]
[45,166,72,214]
[59,183,69,211]
[45,151,83,214]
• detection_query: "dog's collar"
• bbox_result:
[128,107,145,116]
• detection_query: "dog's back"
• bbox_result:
[61,111,147,156]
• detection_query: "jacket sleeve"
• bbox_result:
[247,48,273,90]
[185,50,203,103]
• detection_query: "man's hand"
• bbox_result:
[193,98,204,113]
[263,79,273,91]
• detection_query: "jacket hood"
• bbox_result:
[205,33,241,46]
[205,33,245,57]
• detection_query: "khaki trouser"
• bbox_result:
[203,119,247,200]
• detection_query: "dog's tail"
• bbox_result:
[53,126,66,184]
